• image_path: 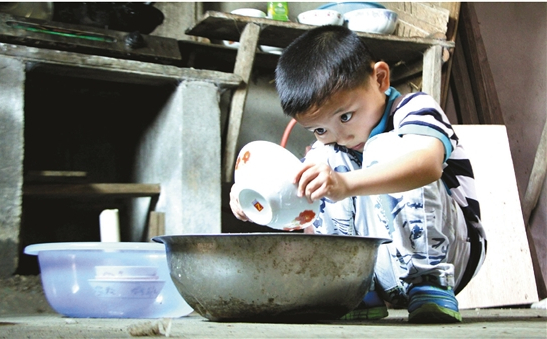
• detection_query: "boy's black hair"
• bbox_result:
[275,25,376,117]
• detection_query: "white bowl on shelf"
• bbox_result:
[230,8,267,18]
[223,8,267,49]
[317,2,386,15]
[260,45,283,55]
[345,8,398,34]
[222,40,240,49]
[297,9,344,26]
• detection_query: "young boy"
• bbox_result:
[230,25,486,323]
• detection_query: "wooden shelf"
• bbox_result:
[186,11,455,65]
[23,183,161,199]
[0,41,242,88]
[178,39,281,71]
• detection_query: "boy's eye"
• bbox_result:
[314,128,326,135]
[341,112,353,123]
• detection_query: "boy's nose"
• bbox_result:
[337,134,353,146]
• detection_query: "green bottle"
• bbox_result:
[267,2,289,21]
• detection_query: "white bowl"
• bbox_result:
[345,8,398,34]
[224,43,284,55]
[297,9,344,26]
[222,40,240,49]
[259,45,283,55]
[317,2,386,15]
[230,8,266,18]
[24,242,193,318]
[234,141,320,231]
[223,9,267,49]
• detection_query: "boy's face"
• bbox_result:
[295,66,389,152]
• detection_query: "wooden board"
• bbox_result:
[453,125,539,309]
[23,183,161,198]
[521,119,547,297]
[25,170,88,184]
[0,42,242,88]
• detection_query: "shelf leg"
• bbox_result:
[0,56,25,277]
[223,23,261,182]
[422,45,443,103]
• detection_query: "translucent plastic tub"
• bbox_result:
[24,242,193,318]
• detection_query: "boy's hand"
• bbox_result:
[294,162,348,203]
[229,184,249,222]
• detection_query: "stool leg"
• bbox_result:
[147,211,166,241]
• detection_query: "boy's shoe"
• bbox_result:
[340,290,388,320]
[407,283,462,323]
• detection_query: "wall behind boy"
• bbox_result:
[473,2,546,297]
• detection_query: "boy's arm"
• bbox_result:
[296,134,445,203]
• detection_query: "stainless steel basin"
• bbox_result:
[154,233,390,322]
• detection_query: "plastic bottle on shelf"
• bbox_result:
[267,2,289,22]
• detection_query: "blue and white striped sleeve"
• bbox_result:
[392,93,456,162]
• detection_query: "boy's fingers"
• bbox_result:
[294,162,314,185]
[297,163,327,200]
[298,170,316,198]
[295,163,313,197]
[305,179,326,203]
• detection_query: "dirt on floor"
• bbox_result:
[0,275,55,316]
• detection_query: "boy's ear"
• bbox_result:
[373,62,390,92]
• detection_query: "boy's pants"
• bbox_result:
[305,133,481,307]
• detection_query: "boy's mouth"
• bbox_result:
[349,143,365,152]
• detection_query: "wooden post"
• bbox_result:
[223,23,260,183]
[146,212,166,241]
[422,45,443,103]
[450,37,480,124]
[457,2,504,125]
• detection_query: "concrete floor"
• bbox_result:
[1,275,546,338]
[1,308,546,338]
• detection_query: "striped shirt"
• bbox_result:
[388,91,486,239]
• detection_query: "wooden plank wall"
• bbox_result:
[450,3,546,301]
[450,2,504,125]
